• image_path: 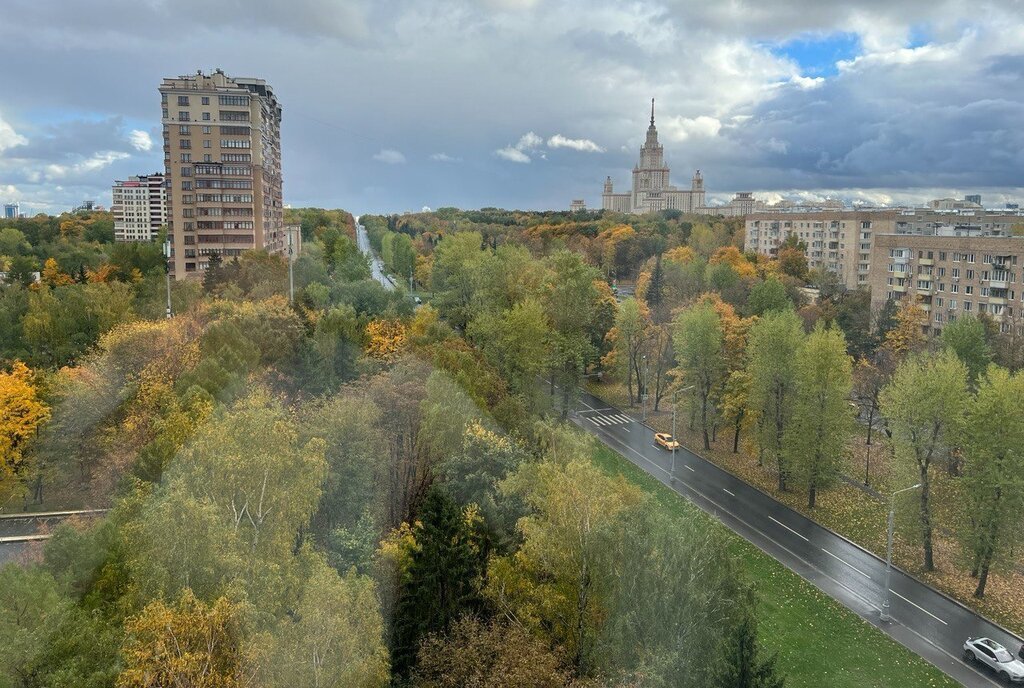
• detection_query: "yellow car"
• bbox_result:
[654,433,680,451]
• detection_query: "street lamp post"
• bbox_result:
[287,228,295,306]
[670,384,695,483]
[641,355,649,424]
[880,482,922,622]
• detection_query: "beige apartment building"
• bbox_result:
[744,211,898,289]
[159,69,284,279]
[869,234,1024,336]
[745,207,1024,292]
[112,173,166,242]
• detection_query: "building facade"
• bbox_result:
[159,69,284,279]
[112,174,166,242]
[869,234,1024,336]
[3,203,19,219]
[601,100,707,214]
[745,211,898,289]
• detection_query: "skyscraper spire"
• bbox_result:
[650,98,655,126]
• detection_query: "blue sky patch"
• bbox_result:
[770,32,861,76]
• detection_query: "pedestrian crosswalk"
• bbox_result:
[585,412,634,426]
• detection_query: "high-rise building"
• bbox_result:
[159,69,284,279]
[965,194,982,206]
[112,173,166,242]
[3,203,19,219]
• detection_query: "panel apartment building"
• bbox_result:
[159,70,284,278]
[744,210,898,289]
[745,207,1024,293]
[869,228,1024,337]
[112,173,166,242]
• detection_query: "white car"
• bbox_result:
[963,637,1024,683]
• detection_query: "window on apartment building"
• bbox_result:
[203,140,211,148]
[181,181,192,190]
[982,287,990,296]
[938,267,945,277]
[162,108,169,119]
[887,277,894,285]
[219,95,249,106]
[219,111,250,122]
[178,111,190,121]
[182,195,193,204]
[951,284,959,293]
[949,299,957,310]
[201,96,210,105]
[936,297,944,307]
[203,154,212,162]
[964,301,973,311]
[179,125,190,135]
[967,270,975,279]
[177,96,189,106]
[968,253,976,263]
[918,251,923,259]
[965,286,974,295]
[952,268,960,278]
[180,153,190,162]
[939,252,946,260]
[203,113,211,121]
[202,126,212,134]
[953,252,961,262]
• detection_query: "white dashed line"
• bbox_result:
[889,589,948,625]
[821,548,872,580]
[723,488,735,497]
[684,465,695,472]
[769,516,810,542]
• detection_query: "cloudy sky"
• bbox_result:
[1,0,1023,215]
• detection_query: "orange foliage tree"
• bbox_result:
[0,361,50,503]
[366,319,409,362]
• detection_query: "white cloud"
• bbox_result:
[430,152,462,162]
[0,115,28,152]
[495,146,531,163]
[663,115,722,141]
[763,137,789,153]
[128,129,152,151]
[43,150,130,180]
[373,148,406,164]
[547,134,605,152]
[495,131,543,163]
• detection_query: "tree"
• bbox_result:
[720,370,751,454]
[747,278,790,317]
[784,325,853,507]
[940,315,991,386]
[266,562,389,688]
[413,617,572,688]
[851,351,896,485]
[117,589,255,688]
[0,565,67,687]
[0,361,50,505]
[747,310,805,491]
[882,300,927,356]
[605,297,650,405]
[879,351,969,571]
[673,302,724,450]
[365,319,408,362]
[710,614,786,688]
[391,488,487,680]
[959,367,1024,597]
[40,257,75,287]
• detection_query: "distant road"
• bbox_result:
[355,222,396,291]
[568,385,1021,688]
[0,509,108,565]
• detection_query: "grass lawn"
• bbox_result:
[591,444,958,688]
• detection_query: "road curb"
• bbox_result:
[583,385,1024,647]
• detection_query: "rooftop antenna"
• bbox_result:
[650,98,655,126]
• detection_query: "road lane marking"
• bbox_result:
[889,589,948,625]
[723,488,735,497]
[589,417,607,426]
[769,516,810,542]
[821,547,872,580]
[685,465,695,472]
[612,414,633,423]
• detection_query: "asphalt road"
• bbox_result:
[0,510,107,565]
[355,221,396,291]
[569,386,1022,688]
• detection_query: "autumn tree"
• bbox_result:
[0,361,50,505]
[413,617,573,688]
[365,318,408,362]
[784,325,853,508]
[882,299,927,356]
[605,297,651,405]
[673,302,724,450]
[959,367,1024,597]
[117,589,255,688]
[880,351,969,571]
[747,309,805,490]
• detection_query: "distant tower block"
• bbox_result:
[570,199,586,212]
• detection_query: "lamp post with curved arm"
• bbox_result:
[880,482,922,622]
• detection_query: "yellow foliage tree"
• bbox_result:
[117,589,255,688]
[0,361,50,503]
[883,299,928,356]
[365,319,408,362]
[86,263,117,283]
[664,245,696,265]
[40,257,75,287]
[708,246,756,278]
